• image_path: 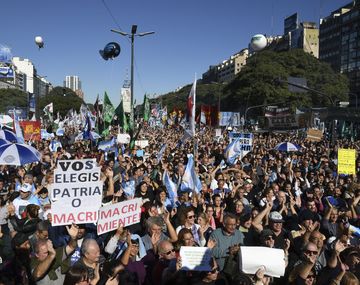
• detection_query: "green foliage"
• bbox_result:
[160,82,224,111]
[0,88,28,112]
[160,49,349,117]
[39,86,84,117]
[221,49,349,114]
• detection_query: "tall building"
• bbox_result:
[12,57,35,94]
[64,75,81,91]
[265,14,319,58]
[319,1,360,106]
[202,49,248,83]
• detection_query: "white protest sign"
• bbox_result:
[135,140,149,148]
[117,133,131,144]
[51,159,103,226]
[240,246,285,278]
[215,128,222,137]
[97,198,142,235]
[179,246,212,271]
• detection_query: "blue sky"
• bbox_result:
[1,0,350,106]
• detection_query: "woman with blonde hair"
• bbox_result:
[197,212,213,244]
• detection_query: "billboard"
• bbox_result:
[284,13,298,34]
[0,66,14,78]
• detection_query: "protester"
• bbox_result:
[0,118,359,285]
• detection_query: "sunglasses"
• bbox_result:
[265,235,275,241]
[187,215,195,219]
[305,249,318,255]
[164,249,175,255]
[209,267,219,274]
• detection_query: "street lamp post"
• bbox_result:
[111,25,154,135]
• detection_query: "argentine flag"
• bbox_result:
[224,137,242,165]
[163,170,178,202]
[180,154,201,194]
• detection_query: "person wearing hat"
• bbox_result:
[260,228,275,248]
[12,183,40,218]
[252,202,288,249]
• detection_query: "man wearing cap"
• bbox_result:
[252,202,287,249]
[12,183,40,218]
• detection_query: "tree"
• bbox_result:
[221,49,349,115]
[0,88,28,113]
[160,49,349,117]
[39,86,84,117]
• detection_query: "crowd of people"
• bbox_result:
[0,123,359,285]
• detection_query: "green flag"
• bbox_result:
[143,94,150,122]
[103,92,115,124]
[115,100,129,132]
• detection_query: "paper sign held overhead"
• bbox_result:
[51,159,103,226]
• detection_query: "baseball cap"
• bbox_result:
[20,183,32,193]
[260,228,274,239]
[269,211,284,223]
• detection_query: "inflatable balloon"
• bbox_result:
[99,42,121,60]
[250,34,267,51]
[35,36,44,49]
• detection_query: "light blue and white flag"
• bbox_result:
[224,137,242,165]
[41,129,54,140]
[122,180,135,197]
[180,154,201,194]
[13,110,24,143]
[98,137,116,151]
[49,140,62,152]
[156,143,167,163]
[163,170,178,202]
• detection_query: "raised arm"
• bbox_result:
[252,202,272,232]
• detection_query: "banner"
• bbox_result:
[121,87,131,113]
[19,121,41,141]
[265,106,290,117]
[219,112,241,126]
[97,198,142,235]
[338,149,356,175]
[268,115,299,129]
[51,159,103,226]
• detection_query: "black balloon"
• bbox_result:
[99,42,121,60]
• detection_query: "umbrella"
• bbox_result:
[0,143,42,165]
[0,129,17,142]
[0,138,10,146]
[274,142,300,152]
